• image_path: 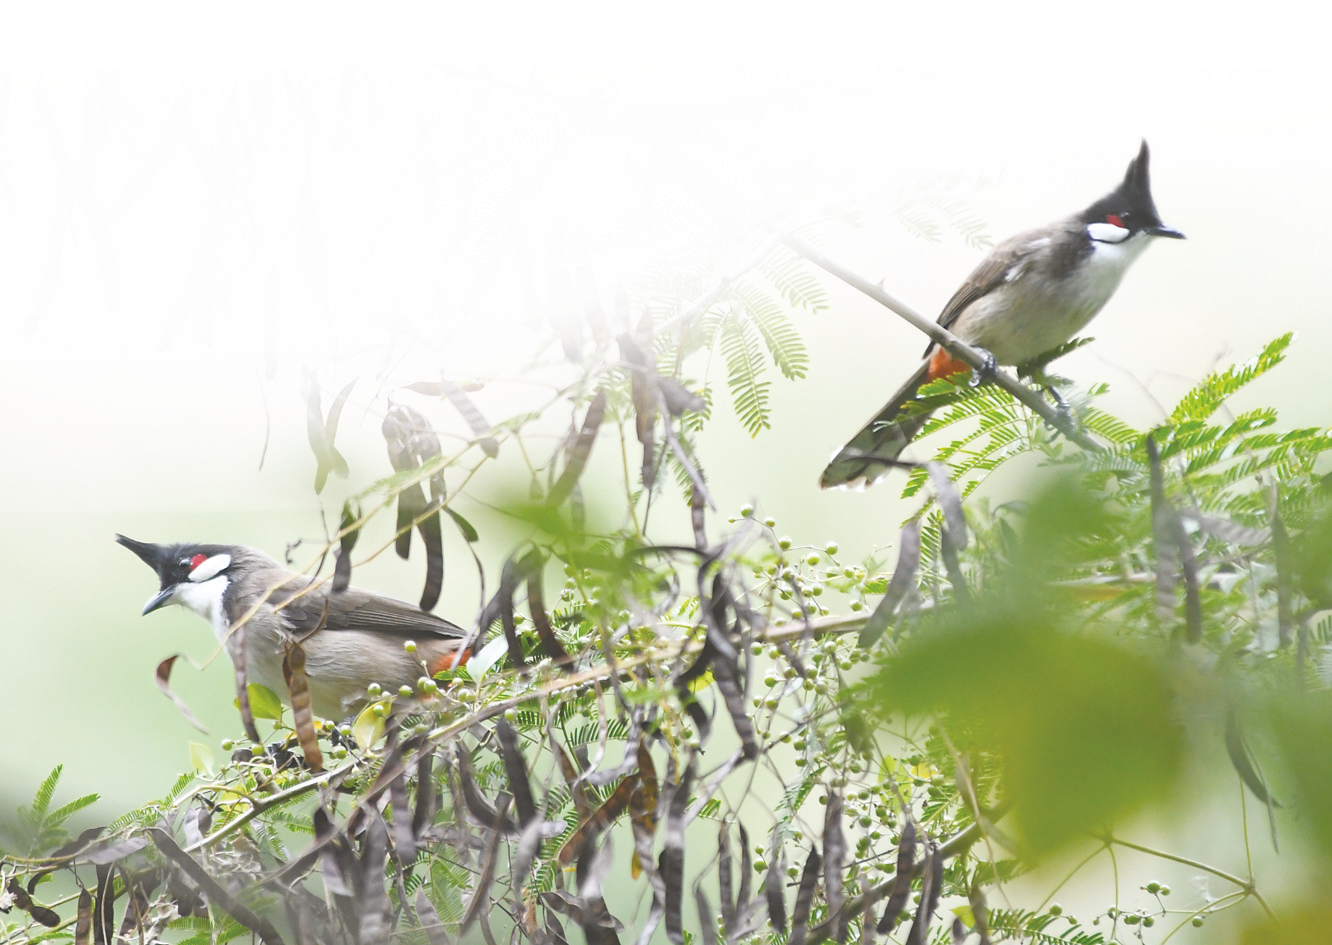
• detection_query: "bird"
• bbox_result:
[819,140,1184,489]
[117,535,470,720]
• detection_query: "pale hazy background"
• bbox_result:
[0,3,1325,938]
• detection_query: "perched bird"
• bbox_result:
[117,535,470,719]
[820,141,1184,488]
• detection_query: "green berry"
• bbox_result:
[403,640,417,653]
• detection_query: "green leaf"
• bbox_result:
[444,506,480,542]
[1168,332,1293,423]
[353,700,390,750]
[45,793,99,829]
[864,480,1183,855]
[866,619,1181,855]
[718,310,772,436]
[235,683,283,721]
[24,766,62,828]
[731,283,809,380]
[189,742,216,778]
[758,248,829,314]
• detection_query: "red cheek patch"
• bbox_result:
[189,554,207,571]
[1106,214,1122,227]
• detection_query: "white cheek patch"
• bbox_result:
[189,553,231,583]
[1087,222,1131,244]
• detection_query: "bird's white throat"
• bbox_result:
[169,576,232,645]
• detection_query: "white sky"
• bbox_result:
[2,4,1327,515]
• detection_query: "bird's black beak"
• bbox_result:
[142,586,177,615]
[1149,223,1186,240]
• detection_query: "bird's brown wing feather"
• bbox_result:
[920,232,1029,356]
[270,583,468,640]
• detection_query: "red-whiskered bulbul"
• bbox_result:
[117,535,470,720]
[820,140,1184,489]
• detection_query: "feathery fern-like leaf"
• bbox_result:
[894,201,944,243]
[1168,333,1293,423]
[759,248,830,314]
[926,194,993,250]
[45,794,99,830]
[24,766,62,827]
[730,283,810,381]
[719,310,773,436]
[1077,406,1140,446]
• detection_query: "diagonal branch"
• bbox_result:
[780,234,1103,454]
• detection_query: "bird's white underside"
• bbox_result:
[962,230,1153,364]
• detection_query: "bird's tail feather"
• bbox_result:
[819,363,935,489]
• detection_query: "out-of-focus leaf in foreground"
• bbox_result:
[862,479,1185,856]
[1239,904,1332,944]
[867,616,1182,856]
[1262,690,1332,857]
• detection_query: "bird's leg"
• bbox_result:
[1025,365,1073,418]
[1046,384,1072,417]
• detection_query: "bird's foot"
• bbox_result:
[968,348,998,388]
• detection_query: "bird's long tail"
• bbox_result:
[819,362,935,489]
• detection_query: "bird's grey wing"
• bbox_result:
[922,229,1038,356]
[272,584,468,640]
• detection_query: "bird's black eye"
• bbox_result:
[176,554,206,576]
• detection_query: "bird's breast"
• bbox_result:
[954,235,1149,365]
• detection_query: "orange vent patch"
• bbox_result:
[427,647,472,676]
[927,347,970,382]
